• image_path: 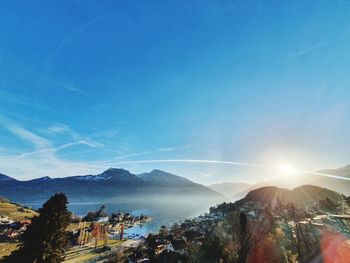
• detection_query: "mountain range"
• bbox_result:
[207,182,251,199]
[2,163,350,208]
[0,168,223,205]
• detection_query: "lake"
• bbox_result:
[27,199,215,238]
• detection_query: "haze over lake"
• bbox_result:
[25,194,221,236]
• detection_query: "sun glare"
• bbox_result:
[277,163,295,176]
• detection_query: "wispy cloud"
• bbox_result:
[111,143,193,161]
[60,83,87,95]
[286,40,330,60]
[0,154,103,180]
[200,173,213,178]
[157,143,193,153]
[0,89,50,111]
[0,115,51,149]
[15,140,99,159]
[40,123,104,148]
[42,123,70,134]
[113,151,153,160]
[157,147,175,152]
[105,159,263,168]
[2,117,246,181]
[300,170,350,181]
[0,115,107,179]
[40,16,102,84]
[9,125,51,149]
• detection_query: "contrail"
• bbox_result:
[300,171,350,181]
[104,159,350,182]
[104,159,264,168]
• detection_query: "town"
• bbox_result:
[125,186,350,262]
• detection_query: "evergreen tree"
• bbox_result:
[238,212,249,263]
[3,193,71,263]
[239,212,247,235]
[201,235,224,262]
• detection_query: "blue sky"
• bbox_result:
[1,0,350,183]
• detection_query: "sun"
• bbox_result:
[277,163,296,176]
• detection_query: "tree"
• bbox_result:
[238,212,250,263]
[3,193,71,263]
[201,235,224,262]
[239,212,247,236]
[92,224,101,249]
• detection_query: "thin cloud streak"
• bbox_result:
[0,155,103,179]
[112,144,192,161]
[0,114,106,179]
[43,124,70,134]
[60,83,87,95]
[15,140,99,159]
[40,16,102,82]
[157,148,175,152]
[113,151,153,160]
[40,123,104,148]
[300,170,350,181]
[105,159,264,168]
[286,40,330,60]
[0,89,50,111]
[0,115,51,149]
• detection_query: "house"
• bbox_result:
[0,216,14,225]
[164,242,175,252]
[155,244,165,255]
[184,230,204,242]
[137,259,151,263]
[97,216,109,222]
[4,230,18,239]
[171,239,186,254]
[209,212,224,220]
[247,211,257,218]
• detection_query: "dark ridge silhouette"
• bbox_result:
[243,184,342,207]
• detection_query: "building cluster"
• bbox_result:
[128,212,225,262]
[109,212,149,225]
[69,211,151,247]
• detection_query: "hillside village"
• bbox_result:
[125,185,350,263]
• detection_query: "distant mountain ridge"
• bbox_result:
[0,168,223,205]
[207,182,251,199]
[139,169,196,185]
[0,173,17,182]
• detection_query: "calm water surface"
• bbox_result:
[27,201,211,238]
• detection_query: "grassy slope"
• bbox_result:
[0,199,38,259]
[0,199,38,221]
[0,201,123,262]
